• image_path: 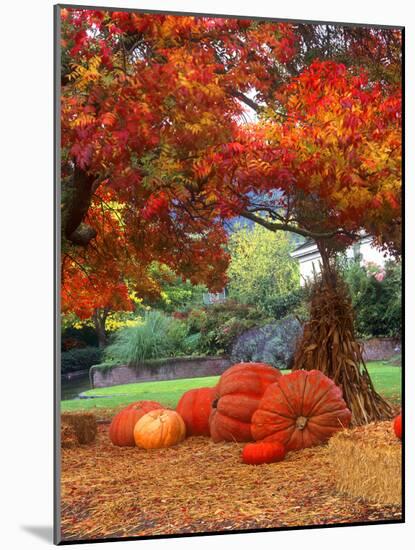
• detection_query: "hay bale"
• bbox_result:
[61,422,78,448]
[61,412,97,444]
[327,421,401,505]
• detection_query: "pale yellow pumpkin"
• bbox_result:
[133,409,186,449]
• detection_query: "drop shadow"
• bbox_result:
[21,525,54,543]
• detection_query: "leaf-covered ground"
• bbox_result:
[60,424,401,542]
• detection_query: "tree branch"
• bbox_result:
[241,210,359,241]
[230,90,261,112]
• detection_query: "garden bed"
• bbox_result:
[60,423,401,542]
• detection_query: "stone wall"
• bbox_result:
[89,338,400,390]
[361,338,401,362]
[90,356,232,389]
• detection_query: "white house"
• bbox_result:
[202,289,228,305]
[290,235,390,286]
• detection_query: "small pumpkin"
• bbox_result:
[252,369,352,451]
[109,401,163,446]
[134,409,186,449]
[176,386,216,436]
[393,413,402,440]
[209,362,282,443]
[242,441,286,465]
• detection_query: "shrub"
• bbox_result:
[231,316,303,369]
[61,324,99,350]
[61,346,103,374]
[264,287,309,321]
[104,311,192,365]
[146,262,207,313]
[342,260,401,338]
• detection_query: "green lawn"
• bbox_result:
[61,361,401,413]
[362,361,402,403]
[61,375,221,412]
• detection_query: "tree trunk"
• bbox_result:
[62,166,98,246]
[293,243,395,425]
[92,308,109,348]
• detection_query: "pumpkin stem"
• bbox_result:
[296,416,308,430]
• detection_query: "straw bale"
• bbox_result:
[61,412,97,444]
[327,421,401,505]
[61,421,78,448]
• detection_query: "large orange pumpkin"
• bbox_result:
[242,441,286,465]
[393,413,402,440]
[176,386,216,436]
[109,401,163,446]
[134,409,186,449]
[252,369,352,451]
[209,362,282,442]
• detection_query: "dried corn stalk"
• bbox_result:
[293,262,394,425]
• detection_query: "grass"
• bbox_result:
[61,362,401,413]
[61,375,221,412]
[363,361,402,403]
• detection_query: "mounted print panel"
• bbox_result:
[55,4,403,544]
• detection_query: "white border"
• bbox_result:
[2,1,412,548]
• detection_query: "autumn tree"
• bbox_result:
[59,8,401,422]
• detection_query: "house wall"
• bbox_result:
[298,252,323,284]
[358,238,388,267]
[297,237,390,285]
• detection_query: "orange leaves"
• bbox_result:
[60,9,402,316]
[246,158,273,176]
[101,112,117,127]
[69,112,96,129]
[61,262,134,320]
[193,159,213,180]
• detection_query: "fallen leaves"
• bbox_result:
[60,424,401,542]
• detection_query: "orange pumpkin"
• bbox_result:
[134,409,186,449]
[242,441,286,465]
[209,362,281,442]
[176,386,216,436]
[109,401,163,446]
[393,413,402,440]
[252,369,351,451]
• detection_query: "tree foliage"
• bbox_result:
[227,223,299,311]
[60,8,401,319]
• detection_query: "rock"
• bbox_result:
[231,316,303,370]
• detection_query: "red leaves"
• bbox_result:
[60,9,402,316]
[275,24,298,64]
[223,142,245,154]
[142,193,169,221]
[70,143,92,169]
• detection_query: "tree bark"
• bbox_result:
[62,166,98,246]
[92,308,109,348]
